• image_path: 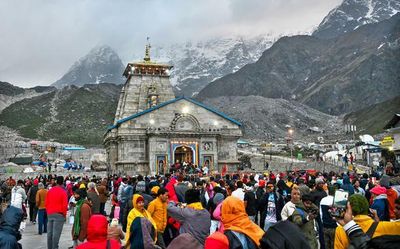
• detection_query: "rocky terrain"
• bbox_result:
[313,0,400,39]
[1,0,398,146]
[343,95,400,135]
[0,81,55,112]
[0,83,121,146]
[153,34,280,97]
[204,96,343,140]
[197,13,400,115]
[52,45,125,88]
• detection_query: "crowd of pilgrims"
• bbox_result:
[0,170,399,249]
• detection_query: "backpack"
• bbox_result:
[294,208,307,221]
[120,185,129,204]
[366,222,400,249]
[260,221,311,249]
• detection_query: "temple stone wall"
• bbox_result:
[105,50,242,175]
[148,136,169,174]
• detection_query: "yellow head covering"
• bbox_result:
[151,186,160,195]
[126,194,158,247]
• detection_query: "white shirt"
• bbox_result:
[232,188,245,201]
[265,194,277,223]
[11,186,27,209]
[281,201,297,220]
[319,195,334,218]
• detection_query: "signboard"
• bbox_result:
[380,136,394,148]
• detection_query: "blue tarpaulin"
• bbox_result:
[32,161,46,166]
[62,146,86,151]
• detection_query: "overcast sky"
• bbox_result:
[0,0,341,88]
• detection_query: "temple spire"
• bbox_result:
[144,37,151,62]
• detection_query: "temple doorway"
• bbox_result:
[174,146,193,164]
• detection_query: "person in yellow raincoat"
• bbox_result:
[125,194,159,249]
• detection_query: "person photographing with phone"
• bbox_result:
[334,194,400,249]
[289,194,319,249]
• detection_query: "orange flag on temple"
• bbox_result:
[222,164,227,176]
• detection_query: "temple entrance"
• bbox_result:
[174,146,193,164]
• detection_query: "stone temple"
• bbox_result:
[104,42,242,175]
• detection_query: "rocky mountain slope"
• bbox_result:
[1,81,395,146]
[0,81,55,112]
[0,82,343,145]
[0,83,121,146]
[204,96,342,139]
[197,13,400,115]
[153,35,279,97]
[344,95,400,135]
[49,36,278,97]
[313,0,400,39]
[52,45,125,88]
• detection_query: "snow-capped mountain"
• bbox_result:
[152,34,280,97]
[313,0,400,39]
[52,45,125,88]
[197,13,400,115]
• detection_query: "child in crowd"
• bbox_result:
[107,218,124,244]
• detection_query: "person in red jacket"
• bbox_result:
[77,215,120,249]
[45,176,68,249]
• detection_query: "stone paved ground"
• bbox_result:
[20,220,74,249]
[20,203,113,249]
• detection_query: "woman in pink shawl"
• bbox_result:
[212,193,225,232]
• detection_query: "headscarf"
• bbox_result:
[131,217,159,249]
[221,196,264,246]
[125,194,157,247]
[151,186,160,195]
[205,231,229,249]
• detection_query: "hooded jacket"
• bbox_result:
[334,215,400,249]
[0,206,23,249]
[125,194,157,248]
[77,215,120,249]
[386,187,398,219]
[371,194,389,221]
